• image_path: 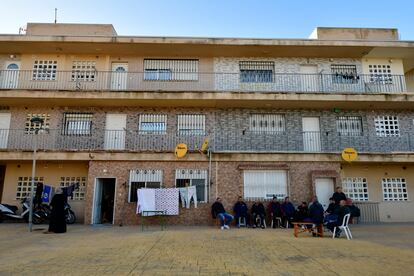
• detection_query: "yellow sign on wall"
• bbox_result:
[175,143,188,158]
[342,148,358,162]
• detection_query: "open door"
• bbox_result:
[315,178,334,210]
[92,178,116,224]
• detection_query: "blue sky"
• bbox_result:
[1,0,413,39]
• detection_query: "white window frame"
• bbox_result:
[71,61,96,82]
[175,169,208,203]
[143,59,199,81]
[382,178,409,201]
[249,114,285,133]
[342,177,369,201]
[16,176,44,200]
[25,113,51,134]
[62,113,93,136]
[59,176,87,200]
[32,60,57,81]
[243,170,287,200]
[177,114,205,135]
[128,169,163,202]
[374,115,400,137]
[336,116,363,136]
[138,114,167,134]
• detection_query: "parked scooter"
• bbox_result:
[0,198,43,224]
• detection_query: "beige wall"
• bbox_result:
[362,58,404,75]
[1,161,88,222]
[341,163,413,222]
[406,69,414,92]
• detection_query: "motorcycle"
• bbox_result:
[0,198,43,224]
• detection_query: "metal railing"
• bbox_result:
[0,70,407,93]
[1,129,413,153]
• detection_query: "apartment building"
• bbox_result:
[0,23,414,225]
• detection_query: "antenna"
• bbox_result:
[54,8,57,24]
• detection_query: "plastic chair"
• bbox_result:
[255,216,266,228]
[270,217,282,228]
[238,217,247,227]
[332,213,353,240]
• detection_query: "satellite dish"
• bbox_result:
[200,138,209,153]
[175,143,188,158]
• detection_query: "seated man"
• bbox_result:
[346,198,361,223]
[294,201,309,222]
[211,197,233,230]
[308,196,324,236]
[268,196,284,228]
[233,196,250,227]
[326,199,350,237]
[251,201,266,229]
[325,197,337,214]
[281,196,295,227]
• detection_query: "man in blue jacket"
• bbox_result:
[233,196,250,227]
[281,196,295,228]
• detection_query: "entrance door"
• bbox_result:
[302,117,321,152]
[1,62,20,89]
[92,178,116,224]
[104,114,126,150]
[111,63,128,90]
[300,65,319,92]
[315,178,334,210]
[0,113,11,149]
[0,165,5,202]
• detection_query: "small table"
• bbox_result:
[292,222,324,238]
[141,210,167,231]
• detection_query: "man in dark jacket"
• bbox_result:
[327,199,350,237]
[309,196,324,225]
[294,202,309,222]
[281,196,295,227]
[268,196,284,228]
[332,187,347,206]
[251,201,266,229]
[325,197,337,214]
[233,196,249,227]
[211,197,233,230]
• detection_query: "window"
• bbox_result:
[59,176,87,200]
[382,178,408,201]
[144,59,198,81]
[71,61,96,82]
[138,114,167,134]
[177,114,205,135]
[62,113,93,136]
[240,61,274,83]
[342,177,369,201]
[243,170,287,200]
[250,114,285,133]
[336,116,363,136]
[331,64,358,84]
[25,114,50,134]
[32,60,57,80]
[374,116,400,137]
[175,169,208,202]
[16,176,44,200]
[128,169,162,202]
[369,64,392,84]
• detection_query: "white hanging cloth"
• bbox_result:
[136,189,156,216]
[178,186,197,209]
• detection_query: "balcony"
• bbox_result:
[1,129,413,154]
[0,70,407,94]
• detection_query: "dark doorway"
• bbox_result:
[93,178,116,224]
[0,165,5,202]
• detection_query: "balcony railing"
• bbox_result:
[1,129,414,154]
[0,70,407,93]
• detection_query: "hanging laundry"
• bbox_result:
[42,185,52,203]
[136,189,156,216]
[155,188,179,215]
[178,186,197,209]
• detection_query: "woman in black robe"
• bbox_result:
[48,188,67,233]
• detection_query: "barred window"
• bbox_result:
[243,170,287,200]
[250,114,285,133]
[342,177,369,201]
[240,61,274,83]
[128,169,162,202]
[71,61,96,82]
[336,116,363,136]
[138,114,167,134]
[177,114,205,135]
[175,169,208,202]
[374,116,400,137]
[25,114,50,134]
[32,60,57,81]
[59,176,87,200]
[62,113,93,136]
[331,64,358,84]
[16,176,44,200]
[369,64,392,84]
[382,178,408,201]
[144,59,198,81]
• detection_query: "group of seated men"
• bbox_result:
[211,186,360,237]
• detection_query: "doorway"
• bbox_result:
[302,117,321,152]
[104,114,126,150]
[300,64,319,92]
[0,165,5,202]
[1,62,20,89]
[0,113,11,149]
[315,178,334,210]
[110,63,128,90]
[92,178,116,224]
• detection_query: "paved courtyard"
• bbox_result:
[0,223,414,275]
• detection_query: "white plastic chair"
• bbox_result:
[332,213,353,240]
[238,217,247,227]
[270,217,282,228]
